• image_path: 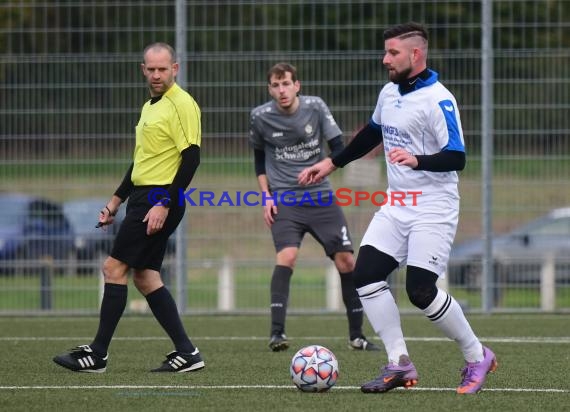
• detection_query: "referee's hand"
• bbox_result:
[143,205,169,235]
[96,206,116,228]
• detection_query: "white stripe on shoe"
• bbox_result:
[171,356,188,369]
[77,356,95,369]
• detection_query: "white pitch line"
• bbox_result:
[0,314,566,321]
[0,385,567,393]
[1,336,569,344]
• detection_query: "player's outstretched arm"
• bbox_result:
[298,157,337,186]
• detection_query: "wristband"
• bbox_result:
[104,206,117,216]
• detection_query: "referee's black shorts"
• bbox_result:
[111,186,184,271]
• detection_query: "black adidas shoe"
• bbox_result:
[348,336,381,351]
[268,333,289,352]
[151,349,205,373]
[53,345,108,373]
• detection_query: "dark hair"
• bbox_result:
[267,62,298,84]
[383,22,428,42]
[143,42,176,63]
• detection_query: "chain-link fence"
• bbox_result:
[1,1,569,314]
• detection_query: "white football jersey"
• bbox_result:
[371,70,465,214]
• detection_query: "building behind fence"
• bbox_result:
[0,1,569,314]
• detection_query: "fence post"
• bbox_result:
[326,261,342,311]
[40,257,54,310]
[540,253,555,312]
[99,269,105,308]
[218,256,235,311]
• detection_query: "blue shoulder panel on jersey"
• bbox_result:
[438,99,465,152]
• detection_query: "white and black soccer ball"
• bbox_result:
[290,344,339,392]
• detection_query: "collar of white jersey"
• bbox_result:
[397,69,438,96]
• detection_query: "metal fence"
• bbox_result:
[0,0,569,314]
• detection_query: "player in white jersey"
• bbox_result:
[299,22,497,394]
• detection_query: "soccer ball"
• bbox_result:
[290,345,339,392]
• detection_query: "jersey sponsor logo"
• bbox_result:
[381,123,412,148]
[274,137,320,161]
[272,132,283,137]
[381,124,399,136]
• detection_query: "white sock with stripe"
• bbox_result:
[423,289,483,362]
[357,281,408,365]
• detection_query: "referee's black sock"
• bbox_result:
[340,272,364,340]
[90,283,128,357]
[145,286,195,354]
[270,265,293,336]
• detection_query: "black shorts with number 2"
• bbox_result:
[270,200,354,257]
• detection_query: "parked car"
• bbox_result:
[63,197,126,269]
[0,193,75,274]
[448,207,570,286]
[63,197,176,274]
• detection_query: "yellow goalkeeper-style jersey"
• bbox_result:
[131,82,201,185]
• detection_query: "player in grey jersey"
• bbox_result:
[249,62,379,352]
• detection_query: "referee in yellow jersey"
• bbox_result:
[53,43,204,373]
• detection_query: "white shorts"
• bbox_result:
[360,204,458,277]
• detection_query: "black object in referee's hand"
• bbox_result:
[96,205,114,228]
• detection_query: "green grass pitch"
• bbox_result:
[0,314,568,411]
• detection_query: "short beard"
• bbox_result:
[388,66,413,83]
